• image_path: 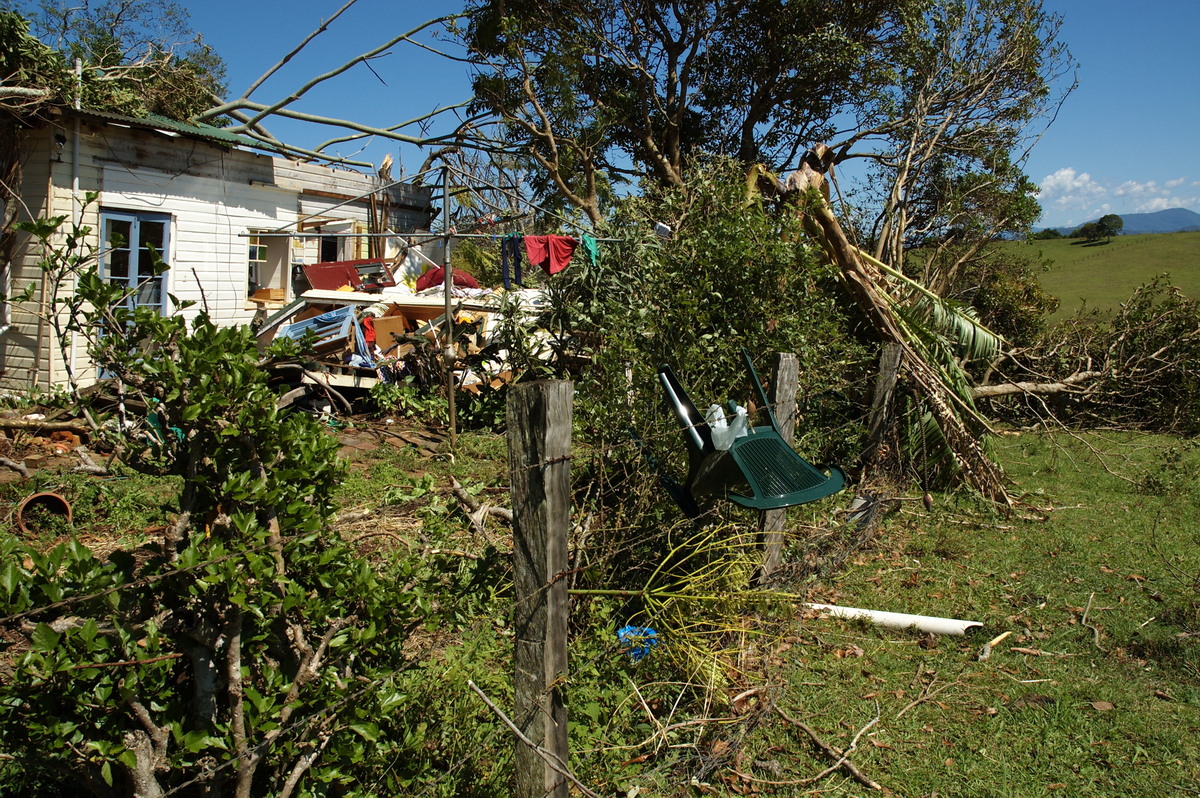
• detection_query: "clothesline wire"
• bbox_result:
[247,163,625,248]
[443,163,623,242]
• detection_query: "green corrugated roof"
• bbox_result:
[73,108,258,148]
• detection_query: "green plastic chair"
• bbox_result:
[657,351,845,514]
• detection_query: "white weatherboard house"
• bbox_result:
[0,108,435,392]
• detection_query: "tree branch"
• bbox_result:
[972,371,1104,399]
[775,705,882,791]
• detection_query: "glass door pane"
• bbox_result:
[100,210,170,315]
[103,218,132,283]
[136,220,167,311]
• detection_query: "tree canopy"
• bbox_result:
[1097,213,1124,240]
[2,1,225,121]
[459,0,1073,245]
[461,0,907,223]
[1074,221,1102,241]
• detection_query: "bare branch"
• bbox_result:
[467,679,604,798]
[203,15,462,130]
[279,731,335,798]
[775,705,883,791]
[241,0,362,99]
[973,371,1104,399]
[0,457,32,479]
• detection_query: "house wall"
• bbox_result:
[0,115,434,392]
[99,163,299,327]
[0,130,57,392]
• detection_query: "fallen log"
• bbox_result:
[972,371,1104,399]
[0,417,91,434]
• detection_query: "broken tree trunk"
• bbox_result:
[0,417,91,434]
[771,149,1011,505]
[972,371,1104,399]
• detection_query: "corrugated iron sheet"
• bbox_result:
[71,108,257,148]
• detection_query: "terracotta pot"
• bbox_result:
[16,491,73,535]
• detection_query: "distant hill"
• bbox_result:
[1042,207,1200,236]
[1117,208,1200,234]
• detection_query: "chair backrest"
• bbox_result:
[657,365,714,457]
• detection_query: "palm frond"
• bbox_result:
[921,296,1003,363]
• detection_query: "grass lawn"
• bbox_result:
[1005,231,1200,321]
[753,431,1200,796]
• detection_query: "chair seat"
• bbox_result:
[725,430,845,510]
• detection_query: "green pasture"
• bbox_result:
[335,430,1200,796]
[5,426,1199,796]
[767,431,1200,796]
[1006,231,1200,321]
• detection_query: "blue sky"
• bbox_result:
[184,0,1200,229]
[184,1,472,176]
[1025,0,1200,227]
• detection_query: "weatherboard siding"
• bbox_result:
[1,133,56,392]
[99,164,298,329]
[1,119,434,392]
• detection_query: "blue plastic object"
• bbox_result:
[277,305,354,343]
[617,626,661,661]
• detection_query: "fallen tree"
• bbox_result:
[751,148,1011,505]
[971,370,1104,399]
[975,279,1200,433]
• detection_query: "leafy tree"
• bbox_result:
[1031,227,1063,239]
[554,155,869,493]
[461,0,1072,244]
[986,278,1200,433]
[461,0,907,223]
[0,10,74,116]
[1097,213,1124,241]
[2,3,225,121]
[1074,221,1102,242]
[835,0,1072,291]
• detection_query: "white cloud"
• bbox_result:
[1132,194,1200,214]
[1112,180,1156,197]
[1036,168,1199,226]
[1037,168,1105,207]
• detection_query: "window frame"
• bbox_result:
[99,208,172,315]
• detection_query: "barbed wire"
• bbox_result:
[0,366,874,795]
[3,373,869,626]
[511,388,867,473]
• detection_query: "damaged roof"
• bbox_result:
[70,107,258,148]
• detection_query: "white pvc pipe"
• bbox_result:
[804,602,982,636]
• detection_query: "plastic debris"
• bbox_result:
[617,625,661,661]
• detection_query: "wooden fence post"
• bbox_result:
[863,342,903,470]
[759,353,799,581]
[508,380,572,798]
